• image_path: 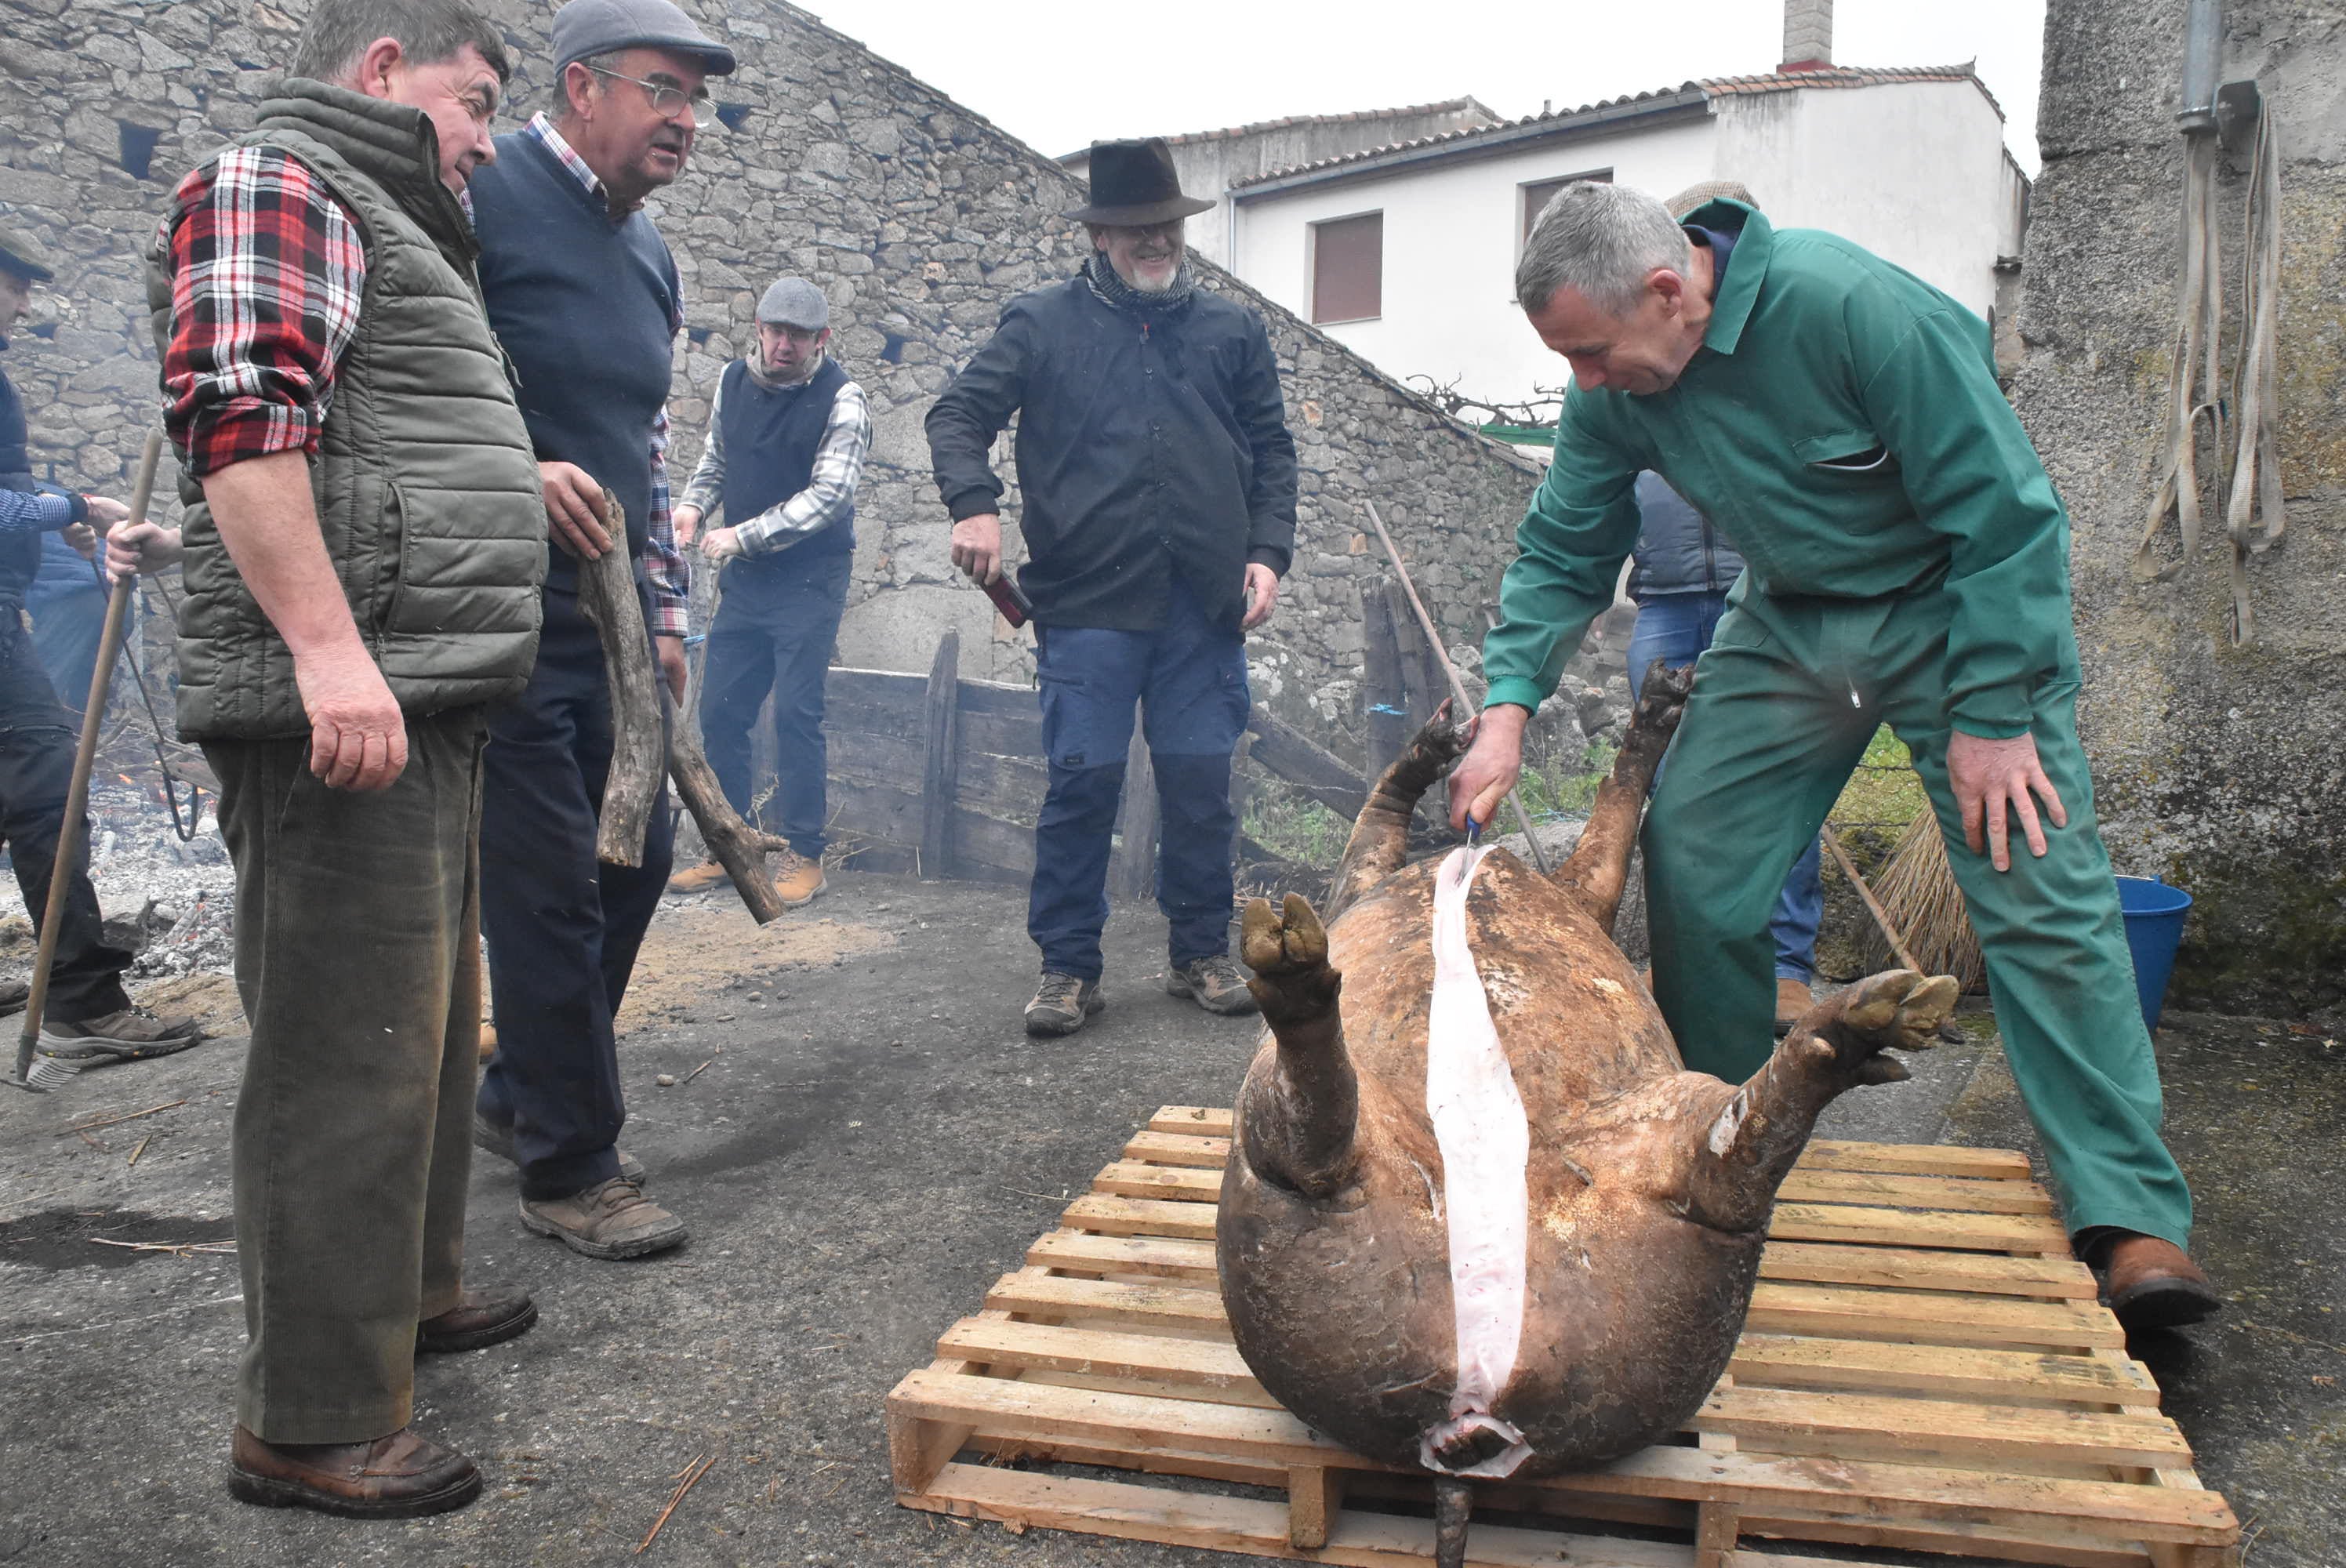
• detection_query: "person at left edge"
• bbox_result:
[464,0,733,1261]
[0,224,199,1055]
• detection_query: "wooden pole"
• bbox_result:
[917,630,961,879]
[578,488,663,867]
[1819,823,1924,974]
[1359,501,1552,876]
[666,721,794,924]
[16,430,162,1091]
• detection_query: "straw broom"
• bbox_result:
[1867,810,1986,993]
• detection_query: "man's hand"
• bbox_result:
[1449,703,1530,833]
[1947,729,2068,872]
[655,635,688,705]
[293,643,408,792]
[672,503,702,546]
[950,512,1002,584]
[106,521,184,585]
[84,495,129,528]
[699,525,743,562]
[62,523,96,561]
[541,461,613,559]
[1240,562,1280,630]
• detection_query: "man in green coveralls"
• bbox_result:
[1449,181,2219,1332]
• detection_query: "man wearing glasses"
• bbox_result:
[465,0,733,1260]
[669,276,870,909]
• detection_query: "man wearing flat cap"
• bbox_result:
[927,138,1298,1038]
[465,0,732,1259]
[670,276,870,908]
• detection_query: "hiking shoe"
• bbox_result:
[39,1007,205,1063]
[474,1112,645,1184]
[2100,1233,2224,1332]
[774,850,826,908]
[1025,971,1104,1037]
[519,1177,687,1260]
[666,858,731,895]
[229,1424,479,1519]
[0,978,27,1018]
[1166,954,1261,1017]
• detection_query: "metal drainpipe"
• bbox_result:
[2180,0,2222,131]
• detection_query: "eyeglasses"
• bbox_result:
[588,66,711,120]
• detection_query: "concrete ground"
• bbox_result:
[1,869,2338,1567]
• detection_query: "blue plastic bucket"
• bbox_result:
[2115,876,2192,1030]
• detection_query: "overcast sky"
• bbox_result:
[797,0,2048,175]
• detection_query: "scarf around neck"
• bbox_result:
[1084,249,1197,315]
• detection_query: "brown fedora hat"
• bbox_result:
[1063,138,1213,226]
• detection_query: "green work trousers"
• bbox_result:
[1642,586,2194,1249]
[205,706,486,1443]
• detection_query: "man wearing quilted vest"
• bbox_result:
[148,0,548,1518]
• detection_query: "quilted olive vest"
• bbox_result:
[147,79,545,740]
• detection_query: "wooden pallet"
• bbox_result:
[888,1106,2239,1568]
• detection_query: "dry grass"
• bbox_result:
[1868,811,1986,993]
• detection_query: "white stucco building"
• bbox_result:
[1221,62,2029,416]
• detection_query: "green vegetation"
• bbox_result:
[1516,739,1620,821]
[1241,784,1353,866]
[1831,725,1929,829]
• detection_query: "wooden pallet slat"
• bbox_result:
[888,1107,2237,1567]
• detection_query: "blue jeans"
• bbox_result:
[1629,591,1822,982]
[698,550,851,858]
[1028,575,1249,982]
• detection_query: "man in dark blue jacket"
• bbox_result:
[926,139,1298,1037]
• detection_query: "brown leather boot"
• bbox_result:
[2100,1233,2223,1331]
[773,850,826,908]
[1772,977,1814,1037]
[228,1425,481,1518]
[417,1285,537,1354]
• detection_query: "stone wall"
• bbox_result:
[0,0,1574,768]
[2013,0,2346,1016]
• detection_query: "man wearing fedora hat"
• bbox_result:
[928,137,1298,1038]
[668,275,870,909]
[0,225,202,1061]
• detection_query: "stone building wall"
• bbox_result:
[2012,0,2346,1016]
[0,0,1574,764]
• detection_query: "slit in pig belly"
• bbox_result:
[1418,844,1536,1480]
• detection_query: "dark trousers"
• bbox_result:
[477,597,674,1201]
[0,619,131,1021]
[698,550,850,856]
[1027,576,1249,982]
[27,580,107,717]
[205,706,485,1443]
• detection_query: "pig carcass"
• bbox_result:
[1218,670,1955,1566]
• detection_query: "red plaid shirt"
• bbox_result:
[157,147,366,478]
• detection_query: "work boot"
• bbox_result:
[227,1424,480,1519]
[1025,971,1104,1038]
[666,858,731,895]
[520,1176,688,1260]
[1772,977,1814,1037]
[38,1006,204,1064]
[0,978,27,1017]
[2098,1233,2224,1332]
[478,1015,497,1064]
[474,1112,645,1184]
[416,1285,537,1354]
[1166,954,1261,1017]
[773,850,826,908]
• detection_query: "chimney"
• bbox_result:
[1780,0,1833,72]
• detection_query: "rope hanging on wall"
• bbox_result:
[2135,102,2285,645]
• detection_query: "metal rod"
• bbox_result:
[1359,501,1552,877]
[14,430,163,1091]
[2178,0,2222,130]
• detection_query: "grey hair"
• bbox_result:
[1515,182,1692,316]
[292,0,512,85]
[552,49,630,115]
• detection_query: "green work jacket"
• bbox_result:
[1482,200,2068,740]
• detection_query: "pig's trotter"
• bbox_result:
[1236,894,1357,1197]
[1324,706,1465,921]
[1242,893,1342,1029]
[1688,969,1959,1232]
[1551,663,1696,930]
[1791,969,1959,1086]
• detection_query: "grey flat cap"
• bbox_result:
[757,277,828,328]
[551,0,735,74]
[0,222,54,283]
